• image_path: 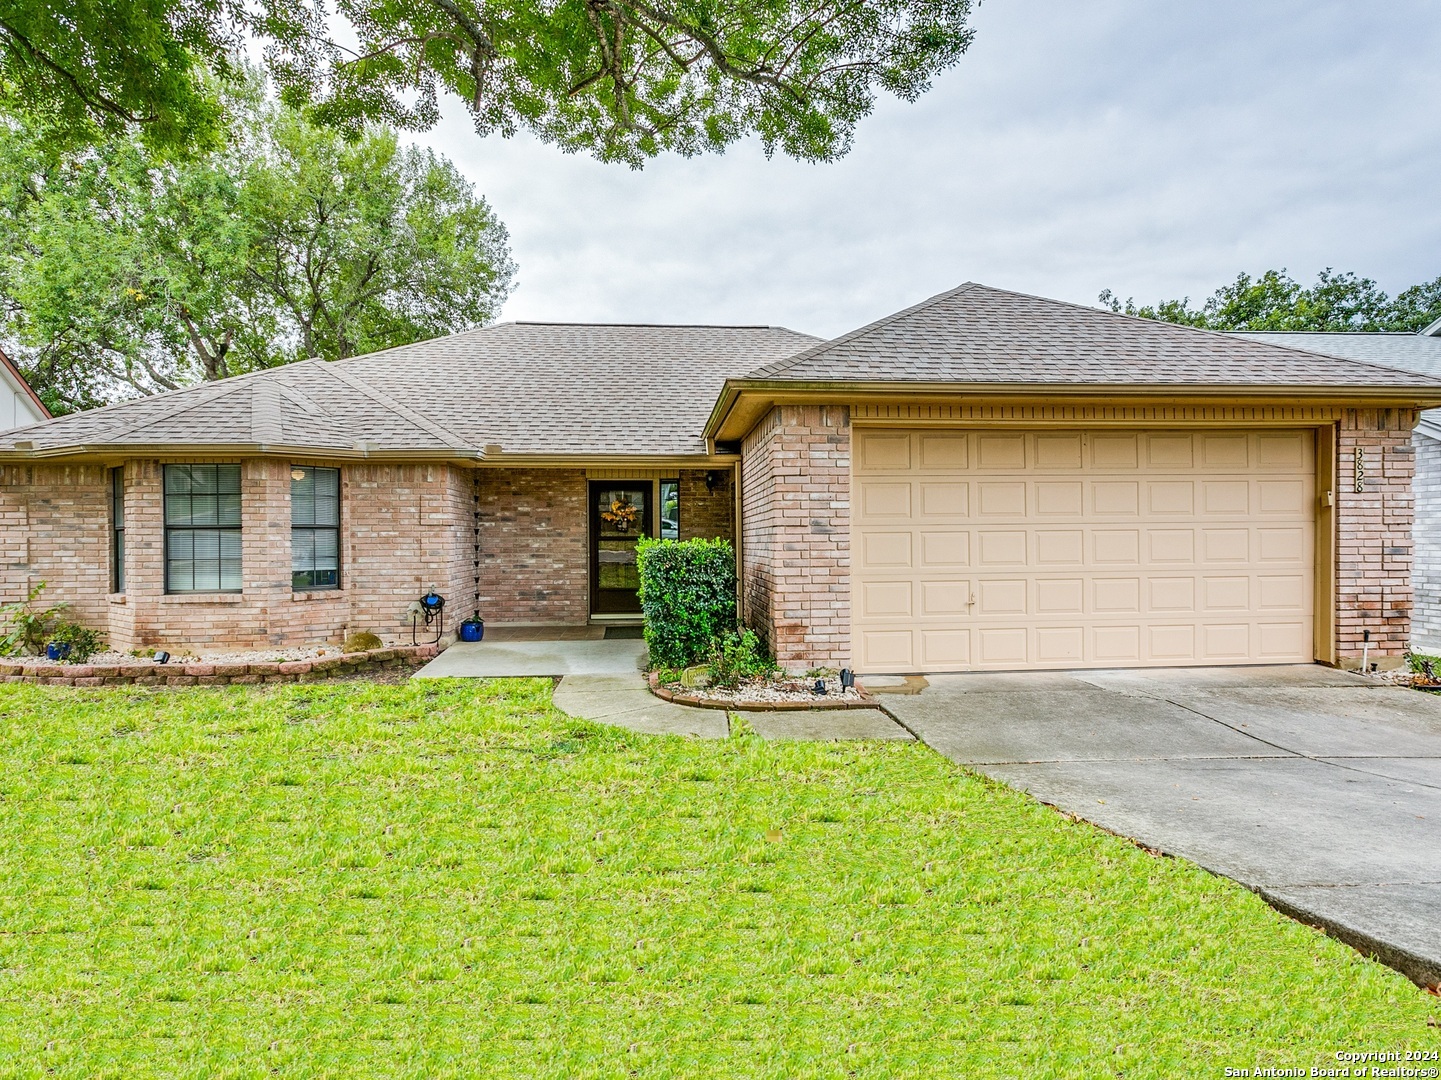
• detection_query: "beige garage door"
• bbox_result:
[852,428,1315,673]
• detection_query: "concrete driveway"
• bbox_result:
[883,665,1441,988]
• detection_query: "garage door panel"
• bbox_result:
[1092,434,1139,467]
[1036,481,1084,515]
[1035,434,1082,468]
[1148,481,1195,514]
[1258,480,1306,514]
[1258,432,1307,468]
[919,530,969,567]
[1036,578,1084,614]
[921,579,972,616]
[1093,530,1140,564]
[977,627,1028,664]
[1149,624,1197,661]
[852,428,1315,673]
[861,482,912,517]
[921,629,970,666]
[977,434,1026,469]
[1201,434,1250,468]
[860,580,912,619]
[1093,481,1140,515]
[1094,625,1142,662]
[858,432,911,471]
[1148,529,1195,563]
[1148,577,1195,612]
[1147,434,1194,467]
[979,579,1027,615]
[1037,626,1084,663]
[1036,530,1085,564]
[1202,528,1250,562]
[860,629,913,668]
[1094,577,1142,613]
[978,530,1028,566]
[920,483,968,516]
[979,481,1027,515]
[919,435,969,470]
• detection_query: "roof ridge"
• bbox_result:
[745,282,982,379]
[317,362,477,449]
[250,377,284,444]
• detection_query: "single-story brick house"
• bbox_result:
[1230,324,1441,653]
[4,283,1441,673]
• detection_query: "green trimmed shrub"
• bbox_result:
[636,537,736,669]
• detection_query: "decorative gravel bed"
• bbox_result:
[648,672,876,710]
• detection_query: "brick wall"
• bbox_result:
[1413,427,1441,653]
[0,463,111,633]
[1,458,477,651]
[476,468,589,625]
[677,468,734,542]
[740,405,851,671]
[1336,409,1417,666]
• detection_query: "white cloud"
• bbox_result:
[410,0,1441,337]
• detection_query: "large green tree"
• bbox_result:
[1099,269,1441,334]
[0,82,515,413]
[0,0,976,163]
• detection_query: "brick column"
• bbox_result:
[740,405,851,671]
[1335,408,1417,668]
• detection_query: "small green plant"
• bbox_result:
[707,628,780,689]
[49,621,105,664]
[0,581,68,656]
[635,537,737,669]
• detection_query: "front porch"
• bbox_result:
[413,624,648,678]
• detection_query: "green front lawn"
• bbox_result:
[0,680,1433,1078]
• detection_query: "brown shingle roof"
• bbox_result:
[0,323,820,459]
[743,283,1441,388]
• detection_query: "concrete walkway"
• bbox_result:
[552,675,728,738]
[884,665,1441,988]
[413,639,646,678]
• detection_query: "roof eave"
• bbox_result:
[705,379,1441,442]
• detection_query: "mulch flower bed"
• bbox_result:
[647,671,876,710]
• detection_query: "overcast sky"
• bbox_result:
[413,0,1441,339]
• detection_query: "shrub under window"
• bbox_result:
[292,466,340,590]
[165,464,242,593]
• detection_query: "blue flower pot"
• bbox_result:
[46,641,71,661]
[459,618,484,643]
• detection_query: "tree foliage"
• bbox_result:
[0,0,976,163]
[1099,269,1441,334]
[0,77,515,413]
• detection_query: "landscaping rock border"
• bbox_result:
[0,644,442,687]
[646,671,879,711]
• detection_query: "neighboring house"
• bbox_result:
[0,347,50,432]
[1232,322,1441,653]
[3,284,1440,674]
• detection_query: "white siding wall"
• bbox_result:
[0,367,47,432]
[1413,428,1441,654]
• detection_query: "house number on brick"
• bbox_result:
[1354,446,1366,493]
